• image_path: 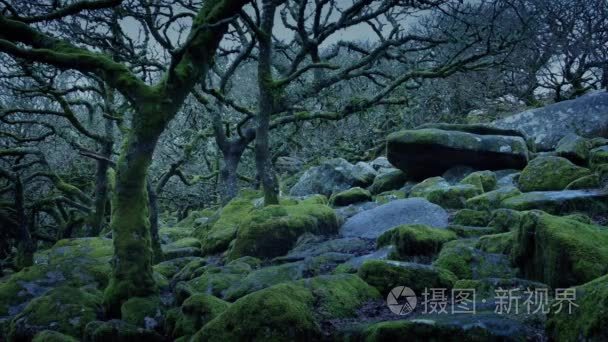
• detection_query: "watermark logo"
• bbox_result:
[386,286,578,316]
[387,286,417,315]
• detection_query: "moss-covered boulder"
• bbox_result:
[83,320,164,342]
[289,158,377,197]
[368,169,408,195]
[120,296,162,330]
[590,146,608,169]
[488,208,522,232]
[0,238,112,319]
[223,262,307,301]
[165,294,229,340]
[547,274,608,341]
[452,209,490,226]
[459,170,497,192]
[8,286,102,341]
[477,232,513,255]
[410,177,482,209]
[195,191,258,255]
[32,330,79,342]
[555,133,590,165]
[351,319,497,341]
[447,225,497,238]
[565,173,600,190]
[511,211,608,288]
[358,260,456,295]
[227,202,339,260]
[329,187,372,206]
[500,189,608,215]
[465,186,521,211]
[376,224,456,258]
[153,256,204,279]
[518,156,592,192]
[193,274,379,341]
[386,127,529,180]
[175,262,252,302]
[433,239,516,280]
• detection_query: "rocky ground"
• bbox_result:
[3,119,608,341]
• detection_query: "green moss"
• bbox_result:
[452,209,490,226]
[465,186,521,211]
[8,286,102,341]
[447,225,497,238]
[0,238,113,317]
[368,169,408,195]
[589,146,608,169]
[158,227,195,244]
[477,232,513,254]
[433,239,475,279]
[196,191,258,255]
[169,294,229,339]
[300,274,380,319]
[373,190,406,204]
[518,156,592,191]
[193,282,319,341]
[563,213,593,224]
[193,275,377,341]
[511,211,608,288]
[165,237,201,249]
[410,177,482,209]
[358,260,456,295]
[298,194,328,205]
[500,190,608,215]
[173,209,215,230]
[330,187,372,206]
[224,262,305,301]
[488,208,523,232]
[32,330,79,342]
[103,140,158,315]
[84,319,164,341]
[547,274,608,341]
[555,134,590,165]
[356,319,488,341]
[434,238,516,280]
[176,269,242,302]
[377,224,457,259]
[120,296,162,328]
[459,170,497,192]
[227,202,338,260]
[565,173,600,190]
[153,257,204,279]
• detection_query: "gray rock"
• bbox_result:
[442,165,475,184]
[387,126,529,180]
[369,156,393,170]
[276,235,371,262]
[334,201,380,221]
[340,198,449,239]
[289,158,375,197]
[493,91,608,150]
[500,189,608,215]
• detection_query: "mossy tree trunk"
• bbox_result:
[147,180,163,263]
[15,176,35,269]
[90,122,114,236]
[256,0,281,206]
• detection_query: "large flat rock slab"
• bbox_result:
[493,91,608,150]
[500,189,608,215]
[387,127,529,180]
[339,198,449,239]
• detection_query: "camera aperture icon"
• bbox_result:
[387,286,417,315]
